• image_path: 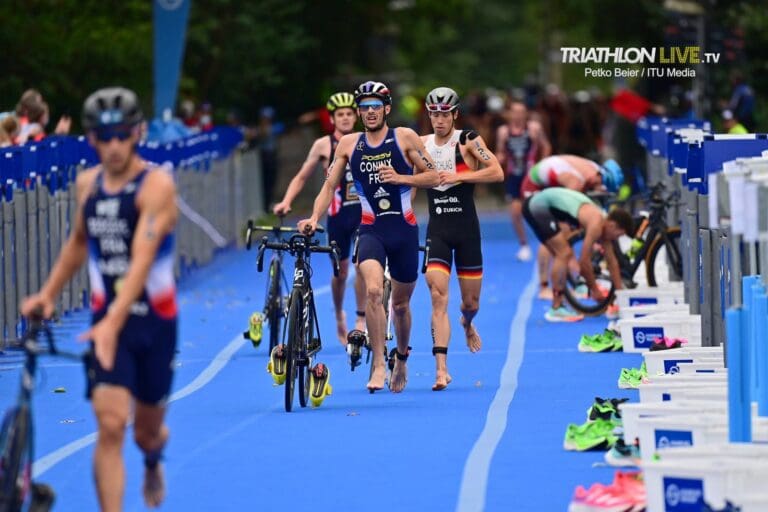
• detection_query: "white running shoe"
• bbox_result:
[516,245,532,261]
[545,306,584,323]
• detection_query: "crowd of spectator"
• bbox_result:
[0,88,72,147]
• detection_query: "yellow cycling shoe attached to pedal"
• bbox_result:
[309,363,332,408]
[267,344,287,385]
[247,312,264,347]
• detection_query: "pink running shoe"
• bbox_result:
[568,483,638,512]
[649,336,688,351]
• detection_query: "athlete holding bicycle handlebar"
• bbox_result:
[273,93,366,345]
[299,80,439,394]
[21,88,177,510]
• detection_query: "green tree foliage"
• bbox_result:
[0,0,762,128]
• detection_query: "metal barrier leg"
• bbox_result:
[0,201,4,347]
[38,184,50,285]
[13,189,28,336]
[687,197,701,314]
[27,186,39,296]
[4,200,17,341]
[700,228,714,347]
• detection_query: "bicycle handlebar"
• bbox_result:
[256,230,339,276]
[246,219,324,250]
[23,312,83,361]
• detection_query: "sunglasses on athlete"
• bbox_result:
[93,125,135,142]
[358,101,384,112]
[426,104,455,112]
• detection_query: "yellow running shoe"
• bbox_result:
[247,312,264,347]
[309,363,332,408]
[267,344,287,385]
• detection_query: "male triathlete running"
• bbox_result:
[420,87,503,391]
[495,101,551,261]
[22,87,176,510]
[273,92,365,345]
[298,80,439,393]
[522,187,633,322]
[520,154,624,299]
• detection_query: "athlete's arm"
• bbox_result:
[529,120,552,158]
[379,128,439,188]
[495,125,508,166]
[21,168,95,318]
[273,137,329,215]
[444,132,503,185]
[105,170,178,328]
[578,212,604,293]
[299,134,353,233]
[602,238,623,290]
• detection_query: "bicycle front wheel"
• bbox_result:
[645,227,682,287]
[298,299,314,409]
[284,289,302,412]
[0,406,31,511]
[267,258,283,353]
[563,231,615,316]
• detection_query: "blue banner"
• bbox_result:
[153,0,191,118]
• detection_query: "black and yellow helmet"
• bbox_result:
[326,92,356,113]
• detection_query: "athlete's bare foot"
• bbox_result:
[432,370,453,391]
[461,316,482,353]
[367,363,387,392]
[389,358,408,393]
[143,464,165,508]
[336,311,347,346]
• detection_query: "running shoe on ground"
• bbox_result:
[309,363,332,408]
[516,244,532,262]
[605,303,620,320]
[701,500,743,512]
[618,362,647,389]
[569,471,645,512]
[587,397,629,422]
[578,330,622,353]
[267,344,287,385]
[574,283,589,299]
[244,312,264,347]
[545,306,584,323]
[649,336,688,351]
[563,418,620,451]
[604,438,641,467]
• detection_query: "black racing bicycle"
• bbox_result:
[244,216,295,353]
[564,183,683,315]
[256,229,340,412]
[346,237,431,381]
[0,314,83,512]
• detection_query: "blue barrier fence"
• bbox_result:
[0,127,264,346]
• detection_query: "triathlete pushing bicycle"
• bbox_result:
[299,80,439,393]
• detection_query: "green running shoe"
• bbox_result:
[578,330,622,353]
[586,397,629,422]
[564,418,620,451]
[246,312,264,347]
[617,367,644,389]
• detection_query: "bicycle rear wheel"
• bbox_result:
[645,227,682,287]
[284,289,302,412]
[0,406,31,511]
[563,231,615,316]
[267,258,282,353]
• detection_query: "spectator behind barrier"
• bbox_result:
[722,109,748,135]
[0,113,19,147]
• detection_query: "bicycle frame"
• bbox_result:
[286,242,324,362]
[0,319,80,511]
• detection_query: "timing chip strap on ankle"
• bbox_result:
[432,346,447,356]
[396,347,412,361]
